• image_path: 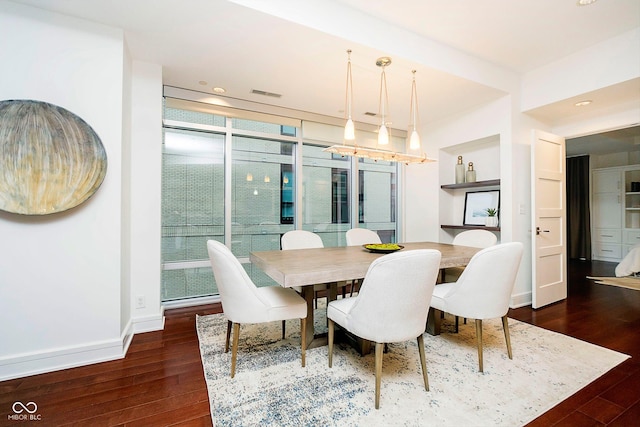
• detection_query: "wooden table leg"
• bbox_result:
[426,307,442,336]
[328,282,338,302]
[301,286,316,348]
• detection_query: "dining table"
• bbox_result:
[249,241,480,352]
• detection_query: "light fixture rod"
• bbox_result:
[410,70,418,131]
[344,49,355,140]
[346,50,353,119]
[377,57,391,146]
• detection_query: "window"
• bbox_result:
[358,158,397,242]
[301,144,351,247]
[161,127,224,301]
[161,98,399,303]
[231,132,296,287]
[332,168,349,224]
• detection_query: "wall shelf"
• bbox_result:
[441,224,500,232]
[440,179,500,190]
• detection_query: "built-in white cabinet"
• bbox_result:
[591,166,640,261]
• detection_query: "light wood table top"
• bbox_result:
[250,241,481,348]
[250,241,480,288]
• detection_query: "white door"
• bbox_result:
[531,130,567,309]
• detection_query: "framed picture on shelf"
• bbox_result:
[463,190,500,226]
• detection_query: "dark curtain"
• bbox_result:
[567,155,591,260]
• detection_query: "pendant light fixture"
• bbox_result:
[323,50,436,164]
[408,69,421,150]
[343,49,355,140]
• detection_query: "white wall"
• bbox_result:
[406,97,513,241]
[130,61,164,333]
[521,28,640,112]
[404,95,556,307]
[0,2,129,380]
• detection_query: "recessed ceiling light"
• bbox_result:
[198,80,207,86]
[575,100,593,107]
[577,0,598,5]
[212,87,226,94]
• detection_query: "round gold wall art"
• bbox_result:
[0,100,107,215]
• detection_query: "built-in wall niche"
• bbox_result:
[438,134,500,185]
[438,135,501,241]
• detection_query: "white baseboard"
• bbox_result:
[0,336,127,382]
[0,310,167,381]
[510,291,532,309]
[132,310,165,334]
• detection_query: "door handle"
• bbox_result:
[536,227,550,235]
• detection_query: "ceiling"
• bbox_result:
[567,125,640,156]
[10,0,640,151]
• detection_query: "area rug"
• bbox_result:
[196,308,629,427]
[587,276,640,291]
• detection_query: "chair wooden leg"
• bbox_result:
[282,320,286,339]
[375,342,384,409]
[225,320,232,353]
[300,318,306,367]
[417,334,429,391]
[230,323,240,378]
[328,319,334,368]
[455,316,459,333]
[350,279,357,297]
[475,319,483,373]
[502,315,513,360]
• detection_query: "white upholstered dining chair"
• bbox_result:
[345,228,383,296]
[281,230,347,304]
[206,240,307,378]
[453,229,498,248]
[281,229,324,250]
[430,242,523,373]
[444,229,498,282]
[327,249,442,409]
[345,228,382,246]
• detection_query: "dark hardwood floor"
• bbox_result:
[511,260,640,427]
[1,259,638,426]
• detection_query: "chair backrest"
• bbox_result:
[345,249,442,343]
[444,242,523,319]
[281,230,324,250]
[346,228,382,246]
[206,240,269,323]
[452,229,498,248]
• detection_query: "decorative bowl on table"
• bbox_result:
[362,243,404,253]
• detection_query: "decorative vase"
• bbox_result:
[485,216,498,227]
[466,162,476,183]
[455,156,465,184]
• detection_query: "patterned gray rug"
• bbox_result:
[196,308,628,426]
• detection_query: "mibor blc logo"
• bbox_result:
[8,401,41,421]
